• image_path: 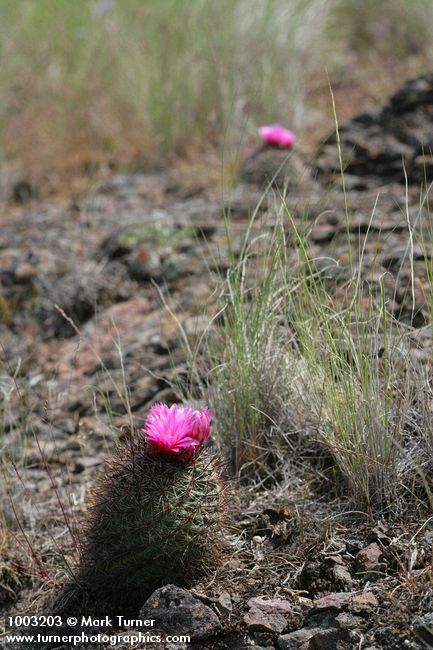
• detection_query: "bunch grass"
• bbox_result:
[199,168,433,515]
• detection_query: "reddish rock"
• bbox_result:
[356,542,385,578]
[56,296,152,385]
[313,590,378,615]
[244,607,287,634]
[356,542,382,566]
[349,591,378,613]
[248,596,296,615]
[313,592,353,611]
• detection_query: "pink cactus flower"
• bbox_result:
[191,406,212,443]
[143,403,212,460]
[258,124,296,149]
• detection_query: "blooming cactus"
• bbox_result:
[57,403,224,613]
[258,124,296,149]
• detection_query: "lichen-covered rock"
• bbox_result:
[139,585,222,640]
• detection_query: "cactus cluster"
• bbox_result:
[67,404,225,612]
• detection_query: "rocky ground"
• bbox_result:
[1,75,433,649]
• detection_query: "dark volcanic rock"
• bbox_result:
[278,628,321,649]
[278,626,345,650]
[316,73,433,185]
[139,584,222,640]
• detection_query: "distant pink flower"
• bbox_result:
[258,124,296,149]
[143,403,212,461]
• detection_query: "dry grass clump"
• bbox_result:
[197,187,433,516]
[0,531,26,605]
